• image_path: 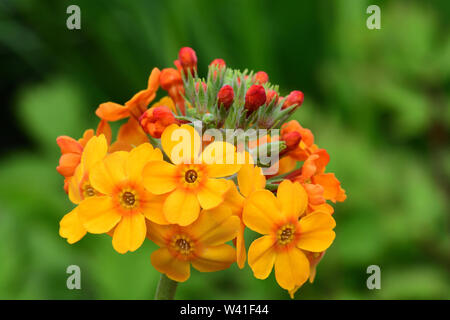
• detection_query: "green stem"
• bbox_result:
[154,274,178,300]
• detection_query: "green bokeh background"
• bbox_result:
[0,0,449,299]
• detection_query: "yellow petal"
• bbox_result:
[112,213,146,254]
[236,221,247,269]
[247,235,276,279]
[237,165,266,198]
[89,151,128,194]
[277,180,308,219]
[68,164,84,204]
[142,160,178,194]
[77,196,121,233]
[202,141,241,177]
[192,244,236,272]
[151,247,191,282]
[196,178,229,210]
[140,193,169,225]
[187,206,239,246]
[297,212,336,252]
[161,124,201,165]
[163,188,200,226]
[243,189,282,234]
[222,180,245,216]
[274,248,310,291]
[145,220,174,247]
[59,207,87,244]
[82,135,108,171]
[126,143,163,183]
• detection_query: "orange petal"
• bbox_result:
[151,247,191,282]
[312,173,347,203]
[192,244,236,272]
[277,180,308,219]
[236,221,247,269]
[56,136,82,155]
[243,190,282,234]
[96,120,112,145]
[237,165,266,198]
[81,135,108,171]
[109,118,149,152]
[77,196,121,233]
[142,160,178,194]
[248,235,276,279]
[222,180,245,216]
[146,220,175,247]
[297,212,336,252]
[141,193,169,225]
[274,248,310,291]
[126,143,163,183]
[89,151,128,195]
[163,189,200,226]
[196,178,229,210]
[112,213,146,254]
[96,102,130,121]
[59,207,87,244]
[57,153,81,177]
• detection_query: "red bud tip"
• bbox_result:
[282,131,302,152]
[217,85,234,110]
[265,89,279,105]
[210,58,226,69]
[196,81,207,93]
[254,71,269,84]
[245,85,266,112]
[282,90,304,110]
[178,47,197,75]
[160,68,182,91]
[139,106,177,138]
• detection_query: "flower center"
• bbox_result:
[277,224,296,245]
[82,183,96,198]
[184,169,198,183]
[119,189,139,209]
[172,235,194,255]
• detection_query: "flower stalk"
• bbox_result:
[154,274,178,300]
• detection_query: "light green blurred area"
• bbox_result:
[0,0,449,299]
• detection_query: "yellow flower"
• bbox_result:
[142,124,241,226]
[59,134,108,244]
[222,165,266,268]
[147,206,240,282]
[77,143,168,254]
[243,180,336,294]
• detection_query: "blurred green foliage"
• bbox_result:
[0,0,449,299]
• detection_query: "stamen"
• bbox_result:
[185,169,198,183]
[172,235,194,255]
[122,191,135,206]
[277,224,295,245]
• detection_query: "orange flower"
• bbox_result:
[57,120,111,179]
[59,135,108,244]
[147,206,240,282]
[142,124,242,226]
[77,143,168,254]
[96,68,160,121]
[222,165,266,268]
[243,180,336,294]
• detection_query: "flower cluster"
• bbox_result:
[57,47,346,297]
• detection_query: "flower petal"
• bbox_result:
[82,135,108,171]
[277,180,308,219]
[312,173,347,203]
[237,165,266,198]
[151,247,191,282]
[247,235,276,279]
[161,124,201,164]
[236,221,247,269]
[202,142,241,177]
[196,178,229,210]
[243,190,282,234]
[274,248,310,291]
[126,143,163,183]
[141,193,169,225]
[59,207,87,244]
[297,212,336,252]
[222,180,245,216]
[163,188,200,226]
[78,196,121,233]
[142,160,178,194]
[192,244,236,272]
[89,151,128,195]
[96,102,130,121]
[112,213,146,254]
[186,206,239,246]
[146,220,175,247]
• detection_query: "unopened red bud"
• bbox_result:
[217,85,234,110]
[265,89,279,105]
[139,106,177,138]
[196,81,207,93]
[282,131,302,152]
[254,71,269,84]
[160,68,182,91]
[210,58,226,69]
[178,47,197,75]
[245,85,266,112]
[282,90,304,110]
